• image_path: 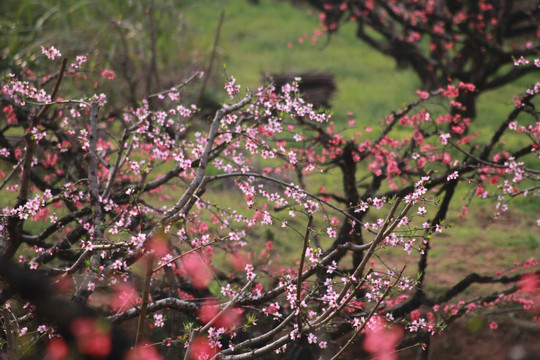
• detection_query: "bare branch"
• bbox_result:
[160,92,252,226]
[108,297,198,324]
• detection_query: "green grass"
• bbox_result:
[182,0,540,127]
[181,0,420,124]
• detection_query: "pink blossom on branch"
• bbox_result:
[71,55,88,69]
[224,76,241,99]
[41,45,62,60]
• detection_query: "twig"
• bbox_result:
[200,274,257,334]
[88,102,104,231]
[432,271,534,305]
[219,332,291,360]
[311,268,373,328]
[509,184,540,197]
[146,71,202,99]
[159,92,252,226]
[236,246,346,306]
[135,254,154,345]
[196,10,225,108]
[296,215,313,333]
[219,312,296,356]
[17,57,67,206]
[144,0,160,96]
[4,59,67,259]
[1,309,18,359]
[335,198,403,305]
[480,91,536,160]
[152,238,223,273]
[206,172,363,225]
[71,102,103,305]
[448,140,540,174]
[329,266,406,360]
[103,129,134,200]
[108,297,198,323]
[60,241,133,276]
[0,160,23,192]
[184,329,199,360]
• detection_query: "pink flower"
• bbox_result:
[41,46,62,60]
[180,253,213,290]
[412,129,424,144]
[70,317,112,358]
[416,156,427,168]
[458,82,476,92]
[125,343,163,360]
[71,55,88,69]
[111,283,139,312]
[153,313,165,328]
[37,325,47,333]
[519,274,539,294]
[326,226,337,238]
[447,171,459,181]
[363,317,403,360]
[439,133,451,145]
[101,69,116,80]
[224,76,241,99]
[416,90,429,100]
[189,337,217,360]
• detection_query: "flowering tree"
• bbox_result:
[307,0,540,119]
[0,46,539,360]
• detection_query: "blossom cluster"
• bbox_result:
[0,46,538,360]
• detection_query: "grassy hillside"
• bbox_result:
[183,0,419,124]
[182,0,538,128]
